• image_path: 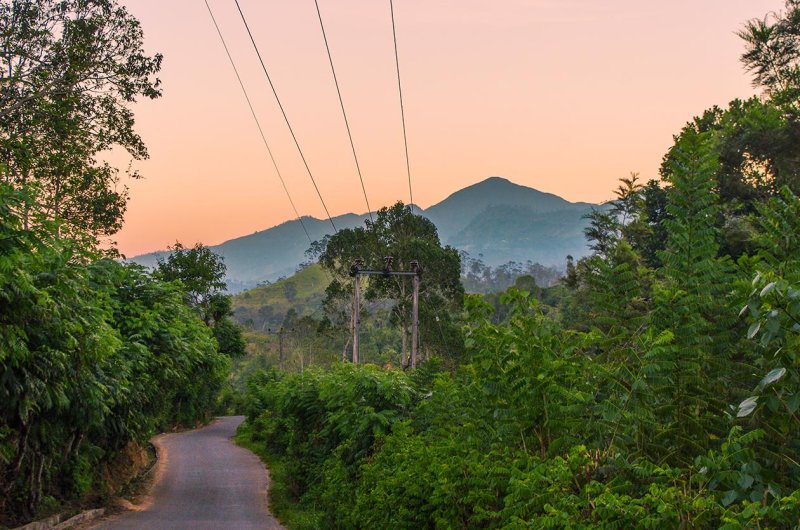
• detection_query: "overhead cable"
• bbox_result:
[389,0,414,213]
[234,0,338,232]
[203,0,312,244]
[313,0,374,223]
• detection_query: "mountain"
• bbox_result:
[423,176,594,240]
[129,213,368,292]
[421,177,600,266]
[129,176,602,291]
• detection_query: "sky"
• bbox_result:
[112,0,785,257]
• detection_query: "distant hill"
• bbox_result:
[129,176,601,291]
[422,177,600,266]
[129,214,367,292]
[423,176,594,241]
[232,264,329,332]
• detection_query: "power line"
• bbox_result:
[313,0,373,224]
[389,0,414,213]
[234,0,338,233]
[203,0,312,245]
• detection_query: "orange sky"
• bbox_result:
[112,0,784,257]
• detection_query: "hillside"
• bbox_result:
[232,264,330,332]
[447,204,592,265]
[130,213,367,292]
[130,176,601,290]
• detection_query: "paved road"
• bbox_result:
[95,416,283,530]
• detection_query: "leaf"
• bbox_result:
[760,367,786,387]
[760,282,776,297]
[747,321,761,339]
[739,304,749,318]
[738,474,754,490]
[788,393,800,414]
[721,489,738,506]
[737,396,758,418]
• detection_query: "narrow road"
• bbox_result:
[95,416,283,530]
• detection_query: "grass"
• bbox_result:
[234,422,322,530]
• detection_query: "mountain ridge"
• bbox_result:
[129,176,599,291]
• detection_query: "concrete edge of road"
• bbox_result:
[13,508,106,530]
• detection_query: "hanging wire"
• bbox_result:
[389,0,414,213]
[313,0,373,223]
[234,0,338,232]
[203,0,312,244]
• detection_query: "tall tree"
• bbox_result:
[0,0,162,237]
[651,129,736,463]
[739,0,800,104]
[319,203,464,365]
[155,242,226,315]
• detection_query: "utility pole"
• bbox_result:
[351,259,362,364]
[349,257,422,368]
[267,327,294,370]
[410,260,420,369]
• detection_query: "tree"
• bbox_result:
[739,0,800,104]
[583,208,619,258]
[611,172,644,226]
[155,242,226,318]
[651,128,738,463]
[657,1,800,253]
[731,187,800,502]
[155,242,245,357]
[627,179,669,268]
[319,202,464,364]
[0,182,229,521]
[0,0,162,236]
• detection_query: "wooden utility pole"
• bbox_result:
[349,257,422,368]
[352,260,362,364]
[410,260,420,369]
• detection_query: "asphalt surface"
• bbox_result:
[95,416,283,530]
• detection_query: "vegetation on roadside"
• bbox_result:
[0,1,236,525]
[238,2,800,527]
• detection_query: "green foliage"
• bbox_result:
[0,3,232,523]
[236,4,800,529]
[155,241,227,315]
[214,317,246,357]
[239,297,731,528]
[0,0,162,237]
[647,129,739,463]
[739,0,800,105]
[155,241,246,358]
[0,184,229,523]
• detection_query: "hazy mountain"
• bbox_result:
[128,213,368,292]
[129,176,601,291]
[423,176,594,241]
[422,177,599,266]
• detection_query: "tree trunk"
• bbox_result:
[342,336,350,362]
